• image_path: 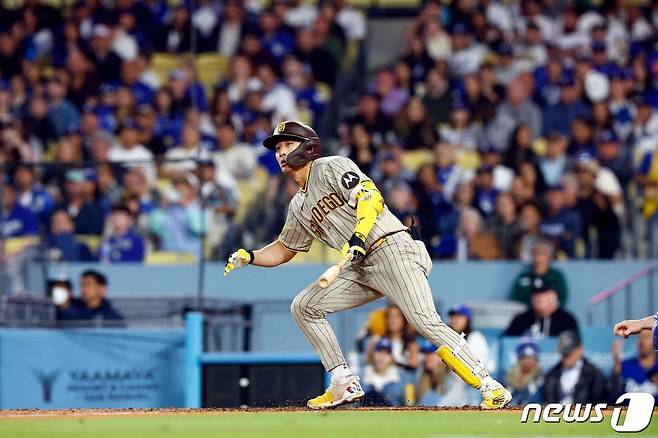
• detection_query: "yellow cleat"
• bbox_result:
[307,376,364,410]
[480,380,512,409]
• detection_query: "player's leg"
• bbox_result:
[366,233,511,408]
[290,266,382,409]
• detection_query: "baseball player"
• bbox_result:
[224,121,511,409]
[615,314,658,350]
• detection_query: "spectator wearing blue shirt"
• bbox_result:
[13,164,54,226]
[99,204,145,263]
[474,165,498,218]
[46,77,80,138]
[46,210,94,262]
[114,60,154,107]
[58,169,106,236]
[539,132,568,187]
[542,75,590,137]
[610,330,658,402]
[1,185,38,238]
[361,338,405,406]
[539,184,582,258]
[504,342,544,406]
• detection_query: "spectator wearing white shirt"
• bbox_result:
[257,63,299,123]
[332,0,365,41]
[108,119,156,187]
[215,122,257,180]
[162,124,212,178]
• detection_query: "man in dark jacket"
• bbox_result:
[543,331,607,403]
[505,277,578,337]
[57,270,123,322]
[510,239,569,305]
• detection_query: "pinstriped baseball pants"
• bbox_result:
[290,231,490,380]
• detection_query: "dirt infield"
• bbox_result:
[0,406,525,418]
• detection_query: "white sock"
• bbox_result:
[481,376,495,389]
[330,364,352,382]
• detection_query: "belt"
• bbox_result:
[366,229,409,254]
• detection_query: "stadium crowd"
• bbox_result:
[355,297,657,407]
[0,0,657,264]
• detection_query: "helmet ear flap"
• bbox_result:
[285,136,321,167]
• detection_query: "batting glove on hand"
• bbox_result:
[341,233,366,263]
[224,248,254,276]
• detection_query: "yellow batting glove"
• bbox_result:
[341,233,366,263]
[224,248,254,276]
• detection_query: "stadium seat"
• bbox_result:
[195,54,230,90]
[377,0,421,8]
[401,150,433,172]
[150,53,182,85]
[3,237,38,256]
[234,167,268,224]
[76,235,102,254]
[145,251,196,264]
[455,149,481,170]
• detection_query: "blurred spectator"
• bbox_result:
[510,239,569,305]
[366,303,419,372]
[539,132,568,187]
[215,122,257,180]
[109,119,156,186]
[58,169,105,235]
[343,92,394,146]
[609,330,658,402]
[479,143,513,192]
[433,142,469,202]
[163,124,212,178]
[46,209,94,262]
[455,207,501,261]
[99,204,145,263]
[200,160,238,259]
[516,200,545,262]
[46,77,80,139]
[57,270,123,321]
[372,147,414,201]
[148,174,206,256]
[595,130,633,188]
[504,341,544,405]
[1,185,38,238]
[394,96,436,149]
[542,76,590,137]
[473,166,498,217]
[576,156,621,259]
[489,192,521,259]
[487,79,541,149]
[439,100,482,152]
[505,276,578,338]
[416,340,448,406]
[13,163,54,225]
[419,69,452,126]
[362,338,404,407]
[502,124,537,170]
[539,184,582,258]
[543,331,607,404]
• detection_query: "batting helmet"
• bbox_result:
[263,120,321,168]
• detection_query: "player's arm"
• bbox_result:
[342,180,384,262]
[224,240,296,276]
[613,314,656,338]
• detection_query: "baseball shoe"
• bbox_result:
[479,378,512,409]
[307,375,364,410]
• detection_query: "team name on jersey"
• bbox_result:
[308,192,345,237]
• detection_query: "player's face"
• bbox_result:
[275,140,302,173]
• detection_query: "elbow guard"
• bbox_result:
[354,181,384,241]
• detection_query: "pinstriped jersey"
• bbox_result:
[279,156,407,252]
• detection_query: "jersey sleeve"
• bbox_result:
[325,157,372,207]
[279,206,313,252]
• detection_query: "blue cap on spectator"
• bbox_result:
[558,74,575,87]
[374,337,393,353]
[82,103,97,114]
[515,341,539,359]
[597,130,618,144]
[497,43,513,56]
[448,304,472,321]
[379,150,398,162]
[65,123,81,136]
[545,183,564,191]
[608,68,625,81]
[100,83,117,94]
[119,118,139,132]
[479,143,500,154]
[452,22,469,35]
[577,51,592,63]
[83,168,97,182]
[591,41,606,53]
[452,99,469,111]
[477,164,494,174]
[419,338,438,354]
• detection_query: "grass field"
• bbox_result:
[0,408,657,438]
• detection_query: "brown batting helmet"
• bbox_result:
[263,120,321,168]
